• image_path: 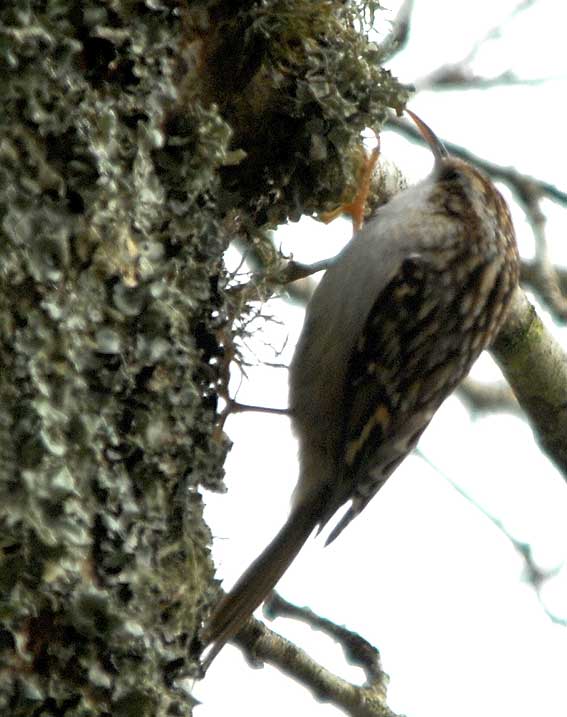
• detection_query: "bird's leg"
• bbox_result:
[319,142,381,231]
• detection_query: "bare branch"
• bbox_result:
[224,399,289,417]
[524,198,567,320]
[264,592,385,687]
[463,0,537,64]
[279,258,334,283]
[536,586,567,627]
[521,261,567,297]
[416,67,546,91]
[379,0,415,61]
[229,609,400,717]
[458,377,520,415]
[415,0,542,91]
[227,256,330,309]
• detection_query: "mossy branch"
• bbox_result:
[492,288,567,476]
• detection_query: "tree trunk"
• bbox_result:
[0,1,406,714]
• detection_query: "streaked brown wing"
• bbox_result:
[324,255,458,542]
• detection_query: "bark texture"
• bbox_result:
[0,1,407,714]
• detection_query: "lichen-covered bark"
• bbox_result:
[0,1,407,714]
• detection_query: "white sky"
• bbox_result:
[195,2,567,715]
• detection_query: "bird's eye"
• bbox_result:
[441,167,460,182]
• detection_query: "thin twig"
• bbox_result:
[415,0,542,91]
[521,261,567,297]
[379,0,415,61]
[416,67,547,91]
[524,196,567,319]
[416,447,566,626]
[264,592,386,687]
[227,400,290,417]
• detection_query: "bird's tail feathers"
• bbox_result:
[201,502,318,668]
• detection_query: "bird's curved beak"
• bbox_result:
[406,109,449,163]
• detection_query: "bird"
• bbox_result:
[201,110,520,666]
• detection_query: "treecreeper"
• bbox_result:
[201,110,520,666]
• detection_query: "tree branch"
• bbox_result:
[414,0,542,91]
[457,377,520,415]
[492,287,567,478]
[264,592,385,687]
[522,261,567,297]
[416,67,546,91]
[379,0,415,61]
[230,604,400,717]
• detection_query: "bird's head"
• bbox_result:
[405,109,515,246]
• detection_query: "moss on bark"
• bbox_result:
[0,1,408,713]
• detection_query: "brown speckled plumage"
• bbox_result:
[201,113,520,666]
